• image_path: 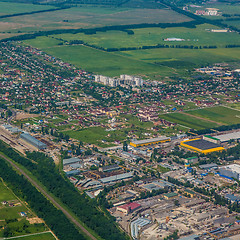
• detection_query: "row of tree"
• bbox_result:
[0,156,86,240]
[0,141,129,240]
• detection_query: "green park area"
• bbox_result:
[0,179,49,238]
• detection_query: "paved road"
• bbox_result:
[0,153,97,240]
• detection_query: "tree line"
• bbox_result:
[0,156,86,240]
[0,141,129,240]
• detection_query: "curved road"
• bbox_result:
[0,153,97,240]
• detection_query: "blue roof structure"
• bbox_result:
[20,133,46,149]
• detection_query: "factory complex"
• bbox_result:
[130,136,170,147]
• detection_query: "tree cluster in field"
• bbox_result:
[0,141,129,240]
[0,156,86,240]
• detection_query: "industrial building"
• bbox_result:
[63,157,82,166]
[131,218,151,240]
[215,131,240,143]
[2,124,21,134]
[117,202,141,215]
[180,138,224,154]
[99,172,134,184]
[219,164,240,180]
[20,133,47,150]
[130,136,170,147]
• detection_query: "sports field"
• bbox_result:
[53,24,240,48]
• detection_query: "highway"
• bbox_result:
[0,153,97,240]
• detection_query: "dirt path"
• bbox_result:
[182,112,223,126]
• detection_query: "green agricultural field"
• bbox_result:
[24,39,172,77]
[188,106,240,125]
[0,6,191,34]
[0,1,54,16]
[159,112,217,130]
[24,36,240,78]
[117,48,240,70]
[53,24,240,48]
[6,232,56,240]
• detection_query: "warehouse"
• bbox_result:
[180,138,224,154]
[63,157,81,166]
[214,131,240,143]
[219,164,240,180]
[20,133,46,150]
[130,136,170,147]
[99,172,134,184]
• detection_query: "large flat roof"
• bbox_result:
[184,139,221,150]
[99,172,134,184]
[131,136,170,145]
[215,131,240,142]
[63,157,81,165]
[221,164,240,174]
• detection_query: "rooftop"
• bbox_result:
[130,136,170,145]
[183,139,221,150]
[215,131,240,142]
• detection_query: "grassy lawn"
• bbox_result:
[53,24,240,48]
[6,232,56,240]
[159,112,217,130]
[64,127,108,144]
[188,106,240,125]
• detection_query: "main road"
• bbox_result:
[0,153,97,240]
